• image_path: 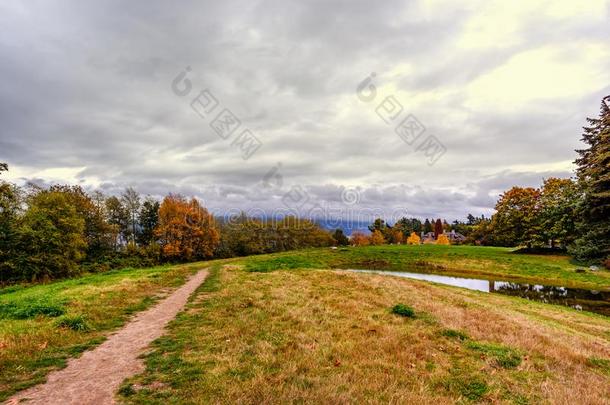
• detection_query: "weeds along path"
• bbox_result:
[6,268,209,405]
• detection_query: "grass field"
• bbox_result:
[1,245,609,403]
[242,245,610,290]
[0,262,206,401]
[119,261,610,404]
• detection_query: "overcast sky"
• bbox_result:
[1,0,609,222]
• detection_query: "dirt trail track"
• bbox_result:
[7,269,209,405]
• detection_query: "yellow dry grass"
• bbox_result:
[121,266,610,404]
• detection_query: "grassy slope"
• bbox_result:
[119,262,610,404]
[0,262,207,401]
[2,245,609,402]
[243,245,610,290]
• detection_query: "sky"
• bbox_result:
[1,0,609,224]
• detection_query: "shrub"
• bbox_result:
[436,234,450,245]
[406,232,420,245]
[391,304,415,318]
[55,315,90,331]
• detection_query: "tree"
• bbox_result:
[105,196,130,248]
[0,163,7,174]
[406,232,421,245]
[369,230,386,245]
[469,217,494,246]
[332,229,350,246]
[49,185,113,259]
[368,218,386,233]
[155,195,219,260]
[490,187,542,247]
[466,214,476,225]
[0,174,22,282]
[571,95,610,261]
[539,178,579,248]
[351,231,370,246]
[138,197,160,245]
[423,218,433,234]
[436,234,450,245]
[389,230,404,244]
[16,191,86,281]
[434,218,443,238]
[121,187,141,245]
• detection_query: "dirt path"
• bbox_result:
[7,269,209,405]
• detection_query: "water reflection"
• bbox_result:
[348,269,610,317]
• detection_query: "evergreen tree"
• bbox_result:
[571,95,610,261]
[423,218,433,234]
[138,197,160,245]
[332,229,349,246]
[368,218,386,232]
[434,218,443,238]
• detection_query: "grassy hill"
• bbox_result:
[1,245,608,403]
[120,258,610,404]
[242,245,610,290]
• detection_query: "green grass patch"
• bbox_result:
[55,315,90,331]
[391,304,415,318]
[587,357,610,375]
[442,370,490,402]
[0,262,207,401]
[233,245,609,290]
[0,299,66,319]
[467,341,522,369]
[245,255,324,272]
[441,329,469,341]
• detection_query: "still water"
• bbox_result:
[348,269,610,317]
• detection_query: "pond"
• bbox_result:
[347,269,610,317]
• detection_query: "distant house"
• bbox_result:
[420,230,466,244]
[447,230,466,243]
[421,232,436,243]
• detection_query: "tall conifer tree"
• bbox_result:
[572,95,610,262]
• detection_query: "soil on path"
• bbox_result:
[7,269,209,405]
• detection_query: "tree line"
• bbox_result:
[345,96,610,266]
[0,179,335,283]
[1,96,608,282]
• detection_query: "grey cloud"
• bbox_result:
[0,0,605,222]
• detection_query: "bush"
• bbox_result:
[55,315,90,331]
[391,304,415,318]
[406,232,420,245]
[436,234,450,245]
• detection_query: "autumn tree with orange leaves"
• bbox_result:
[351,231,370,246]
[155,195,219,261]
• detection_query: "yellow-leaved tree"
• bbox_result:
[436,234,450,245]
[369,230,386,245]
[406,232,421,245]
